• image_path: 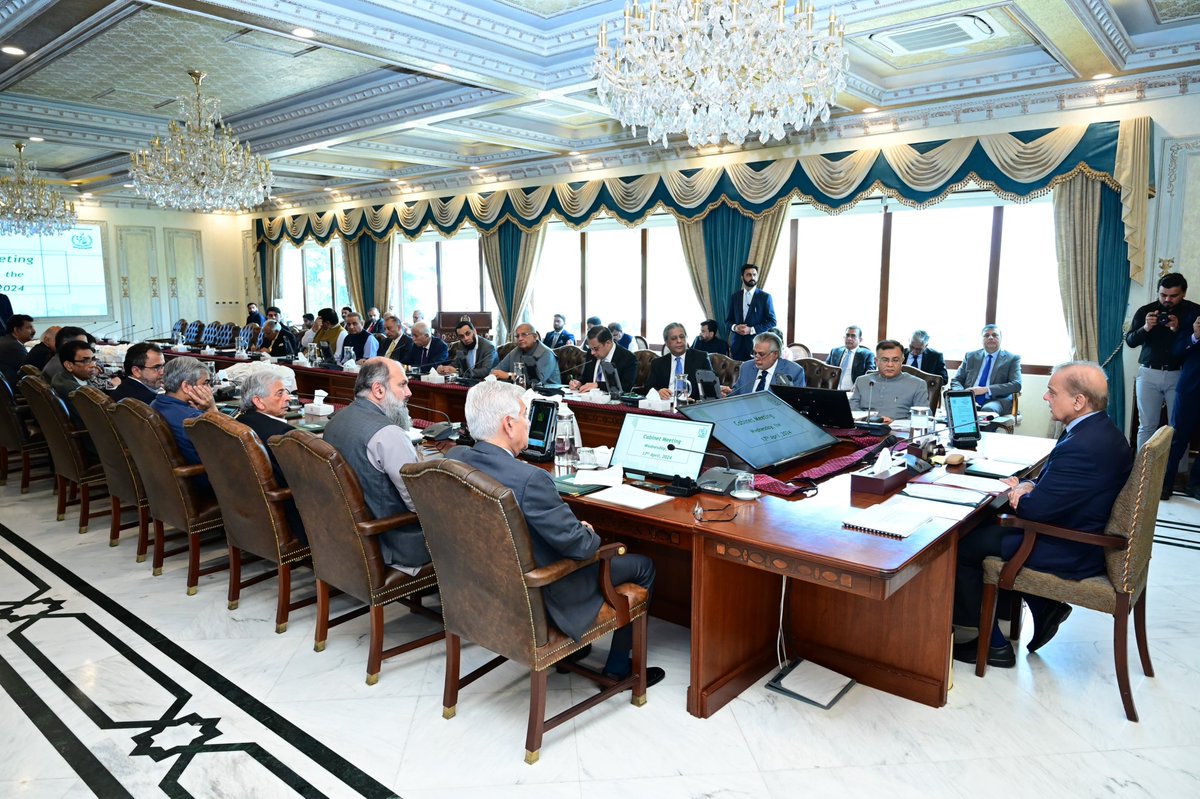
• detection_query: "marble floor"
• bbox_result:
[1,476,1199,799]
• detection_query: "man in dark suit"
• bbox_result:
[951,324,1022,414]
[724,332,805,396]
[400,321,449,374]
[234,369,306,544]
[342,313,379,363]
[647,322,712,398]
[0,313,34,385]
[1163,306,1200,501]
[825,325,876,391]
[725,263,776,361]
[692,318,729,357]
[380,315,414,362]
[437,319,497,380]
[953,361,1132,668]
[108,342,164,404]
[448,380,663,686]
[607,322,633,350]
[52,340,102,457]
[543,314,575,349]
[903,329,947,382]
[258,320,299,358]
[570,325,637,394]
[363,307,384,335]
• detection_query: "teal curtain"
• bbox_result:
[1096,184,1130,427]
[357,236,377,310]
[256,241,268,306]
[701,204,755,337]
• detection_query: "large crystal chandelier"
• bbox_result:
[130,70,274,212]
[0,142,77,237]
[593,0,849,147]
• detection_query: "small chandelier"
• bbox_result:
[130,70,274,212]
[593,0,849,147]
[0,142,77,237]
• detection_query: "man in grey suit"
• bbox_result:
[724,332,805,396]
[448,380,664,687]
[825,325,876,390]
[951,324,1023,414]
[436,319,496,380]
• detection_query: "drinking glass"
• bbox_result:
[910,405,931,436]
[673,374,692,407]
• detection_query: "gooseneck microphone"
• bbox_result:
[865,376,883,424]
[406,402,457,441]
[666,443,741,495]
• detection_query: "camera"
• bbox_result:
[1155,310,1171,325]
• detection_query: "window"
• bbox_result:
[646,224,704,345]
[276,241,348,322]
[440,236,482,311]
[527,223,582,339]
[400,239,438,322]
[585,221,642,338]
[995,200,1067,365]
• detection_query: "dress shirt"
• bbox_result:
[848,372,930,420]
[755,361,778,391]
[593,346,616,385]
[1125,299,1200,368]
[742,287,755,319]
[838,348,854,390]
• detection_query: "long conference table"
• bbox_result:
[181,354,1055,718]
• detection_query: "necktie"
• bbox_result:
[595,360,604,387]
[838,349,854,390]
[755,369,768,392]
[910,353,920,369]
[975,354,994,406]
[420,347,428,366]
[675,356,683,377]
[385,338,397,358]
[743,289,752,321]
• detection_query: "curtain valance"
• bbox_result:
[256,119,1147,271]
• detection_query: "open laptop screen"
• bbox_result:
[681,391,838,470]
[612,414,714,482]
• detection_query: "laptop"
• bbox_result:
[773,385,855,429]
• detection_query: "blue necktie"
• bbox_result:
[975,354,993,406]
[675,356,683,377]
[755,370,768,392]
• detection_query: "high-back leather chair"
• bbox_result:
[72,386,149,555]
[707,353,740,387]
[183,320,205,345]
[401,458,650,764]
[19,364,41,378]
[496,341,517,362]
[171,319,187,338]
[901,365,945,416]
[788,342,811,360]
[975,426,1173,722]
[19,375,109,534]
[799,357,842,390]
[553,344,586,384]
[632,334,649,351]
[110,398,226,594]
[633,349,656,391]
[270,430,442,684]
[186,413,313,632]
[213,323,239,349]
[0,374,49,493]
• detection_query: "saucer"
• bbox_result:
[730,489,761,500]
[574,462,601,470]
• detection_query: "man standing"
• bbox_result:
[108,342,165,404]
[401,321,449,374]
[1163,305,1200,501]
[493,323,561,384]
[725,263,776,362]
[647,322,712,399]
[849,340,929,422]
[692,319,730,357]
[903,330,947,381]
[246,303,266,327]
[543,314,575,349]
[234,369,306,544]
[0,313,34,385]
[953,362,1131,667]
[437,319,496,380]
[825,325,876,391]
[380,315,414,362]
[951,324,1022,414]
[448,380,664,686]
[1126,273,1198,451]
[725,332,805,396]
[571,325,637,393]
[342,313,379,363]
[323,358,429,572]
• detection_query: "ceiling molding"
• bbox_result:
[1063,0,1135,69]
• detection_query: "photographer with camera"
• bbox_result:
[1126,273,1198,460]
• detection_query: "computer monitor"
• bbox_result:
[680,391,838,471]
[773,385,855,428]
[611,415,715,482]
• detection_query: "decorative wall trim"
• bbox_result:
[164,228,205,322]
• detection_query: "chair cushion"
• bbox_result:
[532,582,648,671]
[982,556,1119,614]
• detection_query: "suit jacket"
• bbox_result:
[581,344,638,393]
[448,440,602,641]
[401,337,450,373]
[647,348,712,394]
[1003,412,1132,578]
[692,336,729,358]
[902,346,947,382]
[731,358,805,396]
[951,348,1022,413]
[725,288,776,361]
[614,332,633,350]
[236,409,307,543]
[380,333,414,362]
[543,329,576,349]
[449,337,498,379]
[0,334,27,386]
[264,327,299,357]
[22,342,54,371]
[825,346,876,384]
[51,371,97,457]
[363,317,383,335]
[107,376,158,404]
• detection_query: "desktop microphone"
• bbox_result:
[406,402,458,441]
[865,377,883,424]
[666,443,741,495]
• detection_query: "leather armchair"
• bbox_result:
[553,344,586,384]
[798,357,842,390]
[633,349,656,391]
[72,387,149,555]
[186,413,313,633]
[0,373,49,493]
[707,353,740,387]
[111,398,227,594]
[270,430,442,685]
[901,365,945,415]
[401,458,650,764]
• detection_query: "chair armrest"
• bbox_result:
[995,513,1125,587]
[263,487,292,504]
[172,463,207,479]
[523,543,628,588]
[356,512,419,536]
[68,429,91,439]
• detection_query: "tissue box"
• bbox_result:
[850,464,909,495]
[303,403,333,416]
[638,397,673,412]
[419,371,447,383]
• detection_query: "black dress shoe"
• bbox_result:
[1028,602,1071,653]
[1161,485,1173,501]
[952,639,1016,668]
[599,666,665,690]
[555,643,591,673]
[1187,485,1200,502]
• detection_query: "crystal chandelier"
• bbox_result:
[593,0,849,147]
[0,142,77,237]
[130,70,274,212]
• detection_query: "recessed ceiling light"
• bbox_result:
[123,183,134,188]
[292,27,315,39]
[469,165,480,171]
[568,150,581,156]
[322,187,334,192]
[430,63,451,72]
[1,45,26,56]
[28,136,44,142]
[863,106,879,113]
[388,178,401,183]
[80,192,93,198]
[1093,73,1112,80]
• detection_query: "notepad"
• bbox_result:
[964,458,1026,478]
[901,482,988,507]
[842,503,931,539]
[933,472,1009,493]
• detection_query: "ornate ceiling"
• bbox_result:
[1,0,1199,212]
